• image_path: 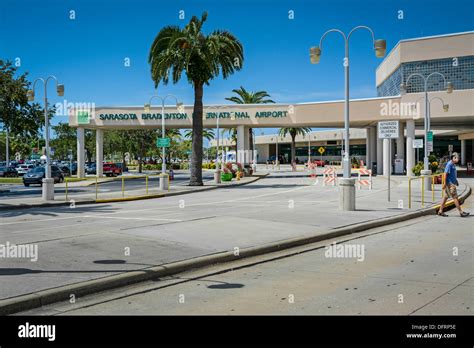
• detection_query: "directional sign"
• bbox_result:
[156,137,170,147]
[378,121,399,139]
[427,131,434,152]
[413,139,423,148]
[318,147,325,155]
[77,111,90,124]
[427,131,433,142]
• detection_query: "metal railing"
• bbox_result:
[64,174,168,202]
[408,173,445,209]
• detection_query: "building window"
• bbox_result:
[378,55,474,96]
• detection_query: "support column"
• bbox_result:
[461,139,466,166]
[96,129,104,177]
[77,127,85,178]
[236,125,250,165]
[383,138,391,176]
[406,120,415,176]
[366,127,372,169]
[370,127,377,172]
[377,123,383,174]
[396,122,404,160]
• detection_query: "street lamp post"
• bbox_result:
[274,136,280,170]
[145,95,183,190]
[307,136,311,164]
[205,106,227,183]
[310,26,386,211]
[401,73,452,173]
[28,76,64,201]
[410,92,451,191]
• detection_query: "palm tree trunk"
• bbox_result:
[249,128,253,152]
[190,81,204,186]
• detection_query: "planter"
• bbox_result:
[221,173,233,182]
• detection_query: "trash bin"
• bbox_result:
[372,162,377,176]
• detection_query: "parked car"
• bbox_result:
[60,166,71,176]
[313,159,325,167]
[86,163,96,175]
[16,164,35,176]
[23,166,64,186]
[115,163,128,172]
[103,163,122,177]
[0,166,18,177]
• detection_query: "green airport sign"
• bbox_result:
[156,137,170,147]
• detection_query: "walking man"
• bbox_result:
[438,152,470,217]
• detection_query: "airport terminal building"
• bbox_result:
[69,31,474,177]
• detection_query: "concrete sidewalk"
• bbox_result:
[0,175,470,314]
[0,174,266,210]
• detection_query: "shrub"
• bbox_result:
[430,161,439,173]
[412,162,424,176]
[202,162,216,169]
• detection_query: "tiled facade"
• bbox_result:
[377,55,474,96]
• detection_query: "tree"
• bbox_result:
[225,86,274,152]
[279,127,312,169]
[130,129,159,173]
[148,11,244,185]
[51,122,76,160]
[184,128,215,142]
[0,60,47,136]
[104,130,134,168]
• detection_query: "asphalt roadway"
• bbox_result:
[21,191,473,315]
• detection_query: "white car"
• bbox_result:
[16,164,35,176]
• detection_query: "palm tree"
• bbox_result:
[184,128,215,142]
[221,128,237,145]
[278,127,312,169]
[148,12,244,186]
[225,86,274,152]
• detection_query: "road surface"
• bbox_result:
[19,189,473,315]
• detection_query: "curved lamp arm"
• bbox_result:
[319,28,347,51]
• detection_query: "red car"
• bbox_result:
[313,160,325,167]
[103,163,122,177]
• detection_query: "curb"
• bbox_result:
[0,182,469,315]
[0,174,267,211]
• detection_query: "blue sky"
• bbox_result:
[1,0,473,135]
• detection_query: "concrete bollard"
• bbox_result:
[421,169,432,192]
[159,174,169,191]
[339,178,356,211]
[42,178,55,201]
[214,169,221,184]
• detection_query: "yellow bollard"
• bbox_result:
[146,175,149,195]
[408,178,412,209]
[432,176,435,202]
[441,174,444,198]
[421,176,425,207]
[122,177,125,197]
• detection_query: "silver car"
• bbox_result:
[16,164,35,176]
